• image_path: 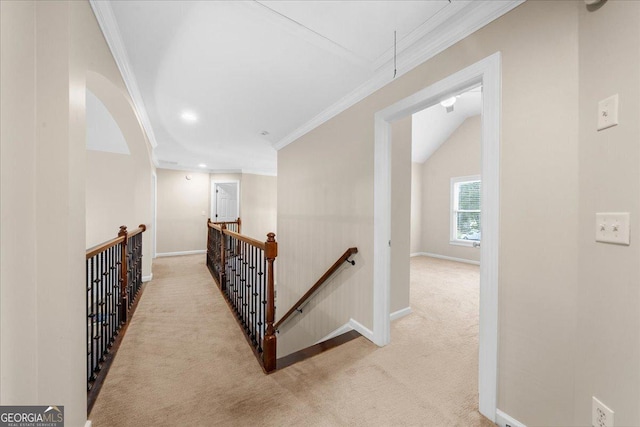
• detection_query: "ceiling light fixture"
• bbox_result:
[440,97,457,113]
[181,111,198,122]
[260,130,269,136]
[198,163,207,168]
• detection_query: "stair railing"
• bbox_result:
[206,219,277,372]
[86,224,146,413]
[206,219,358,373]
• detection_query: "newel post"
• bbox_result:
[263,232,278,373]
[220,223,227,291]
[118,225,129,323]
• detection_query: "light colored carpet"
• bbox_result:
[89,255,491,427]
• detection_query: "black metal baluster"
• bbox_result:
[105,248,111,348]
[86,259,90,388]
[249,245,255,345]
[242,241,247,330]
[97,251,103,364]
[91,256,97,381]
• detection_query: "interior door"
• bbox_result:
[215,182,238,222]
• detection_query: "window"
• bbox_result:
[451,176,481,245]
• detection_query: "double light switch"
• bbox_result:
[595,212,630,245]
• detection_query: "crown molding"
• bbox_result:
[156,163,277,176]
[89,0,160,161]
[273,0,524,151]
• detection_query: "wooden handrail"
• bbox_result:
[127,224,146,238]
[274,247,358,330]
[86,236,125,259]
[222,228,266,250]
[85,224,146,259]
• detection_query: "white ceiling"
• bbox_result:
[92,0,522,175]
[412,87,482,164]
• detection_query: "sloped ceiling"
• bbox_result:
[412,87,482,164]
[91,0,523,175]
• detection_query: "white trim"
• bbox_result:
[418,252,480,266]
[314,323,354,345]
[347,318,374,342]
[152,171,157,259]
[142,274,153,282]
[89,1,159,154]
[211,179,241,222]
[274,1,523,151]
[449,240,477,248]
[85,421,92,427]
[496,409,527,427]
[316,308,411,344]
[390,307,412,321]
[156,250,206,258]
[374,52,501,422]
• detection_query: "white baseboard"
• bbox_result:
[316,310,410,345]
[413,252,480,266]
[85,421,92,427]
[496,409,526,427]
[142,274,153,282]
[315,323,355,344]
[348,318,374,342]
[155,249,206,258]
[390,306,412,321]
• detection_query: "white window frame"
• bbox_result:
[450,175,481,247]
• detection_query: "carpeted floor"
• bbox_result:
[89,255,491,427]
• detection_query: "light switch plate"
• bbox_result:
[595,212,630,245]
[597,94,619,131]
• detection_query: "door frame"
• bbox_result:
[372,52,500,421]
[210,179,241,222]
[152,171,157,258]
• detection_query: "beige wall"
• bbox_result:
[277,1,592,425]
[156,171,277,254]
[157,169,210,254]
[241,173,278,241]
[575,2,640,426]
[391,117,411,314]
[3,1,79,424]
[417,115,481,262]
[1,0,39,406]
[1,1,156,423]
[85,70,155,278]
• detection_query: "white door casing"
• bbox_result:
[373,52,500,421]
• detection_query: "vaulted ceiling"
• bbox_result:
[91,0,522,175]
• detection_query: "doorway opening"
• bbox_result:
[211,180,240,222]
[373,53,500,421]
[407,84,483,421]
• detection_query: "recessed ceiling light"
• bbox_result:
[181,111,198,122]
[198,163,207,168]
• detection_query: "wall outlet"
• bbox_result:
[592,397,614,427]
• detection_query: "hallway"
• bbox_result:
[89,255,490,426]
